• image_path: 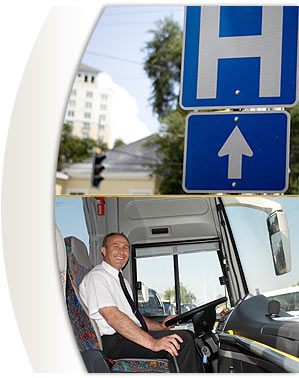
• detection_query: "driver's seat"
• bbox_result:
[64,236,175,373]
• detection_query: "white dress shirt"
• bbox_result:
[79,261,141,335]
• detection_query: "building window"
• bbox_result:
[83,122,90,129]
[85,102,92,108]
[69,100,76,107]
[101,94,108,101]
[99,124,105,130]
[100,104,107,111]
[78,73,81,78]
[98,135,104,142]
[99,114,106,122]
[66,120,73,126]
[84,75,88,82]
[86,91,93,98]
[84,112,91,119]
[82,132,89,139]
[71,89,77,96]
[91,76,95,83]
[67,110,75,117]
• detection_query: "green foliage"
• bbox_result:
[113,138,126,149]
[143,18,189,193]
[145,110,187,194]
[57,123,108,171]
[143,17,183,118]
[164,282,196,303]
[286,104,299,193]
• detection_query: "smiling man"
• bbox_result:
[79,232,203,373]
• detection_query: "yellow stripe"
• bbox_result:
[239,335,299,363]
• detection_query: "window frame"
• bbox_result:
[131,237,225,316]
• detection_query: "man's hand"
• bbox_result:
[161,315,178,330]
[150,334,183,356]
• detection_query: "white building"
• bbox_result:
[64,64,113,146]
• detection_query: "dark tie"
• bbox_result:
[118,271,148,332]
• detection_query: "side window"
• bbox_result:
[270,293,299,312]
[295,293,299,312]
[134,242,226,329]
[136,254,174,318]
[179,251,226,306]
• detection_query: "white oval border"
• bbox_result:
[1,5,102,373]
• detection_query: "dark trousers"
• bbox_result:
[102,329,204,373]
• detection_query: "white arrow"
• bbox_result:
[218,126,253,179]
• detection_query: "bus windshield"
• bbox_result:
[225,197,299,296]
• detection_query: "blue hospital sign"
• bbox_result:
[180,6,299,109]
[183,111,290,193]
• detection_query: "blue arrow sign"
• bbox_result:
[180,6,299,109]
[183,112,290,193]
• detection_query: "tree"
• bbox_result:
[143,18,189,194]
[57,123,108,171]
[143,17,183,119]
[286,103,299,194]
[113,138,126,149]
[145,109,186,194]
[164,282,196,303]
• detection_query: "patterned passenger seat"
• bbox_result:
[64,236,171,373]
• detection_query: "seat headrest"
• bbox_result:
[70,236,90,269]
[65,236,90,288]
[55,224,66,274]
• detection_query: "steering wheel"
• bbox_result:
[165,296,227,327]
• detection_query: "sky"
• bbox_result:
[81,5,184,145]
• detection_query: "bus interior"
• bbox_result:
[55,196,299,373]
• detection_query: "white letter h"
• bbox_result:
[197,7,283,99]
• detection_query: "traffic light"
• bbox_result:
[91,151,106,188]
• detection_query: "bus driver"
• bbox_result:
[79,232,203,373]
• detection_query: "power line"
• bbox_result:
[85,50,169,71]
[86,51,141,65]
[109,148,160,163]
